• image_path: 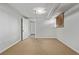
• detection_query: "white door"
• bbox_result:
[23,18,30,40]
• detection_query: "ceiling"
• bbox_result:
[9,3,77,21]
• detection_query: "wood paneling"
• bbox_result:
[56,13,64,28]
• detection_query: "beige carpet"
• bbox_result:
[1,38,79,55]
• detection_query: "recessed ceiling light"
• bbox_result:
[33,7,46,15]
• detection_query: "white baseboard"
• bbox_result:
[57,38,79,54]
[0,39,21,54]
[35,36,57,38]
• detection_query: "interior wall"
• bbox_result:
[0,4,21,53]
[30,21,35,35]
[36,19,57,38]
[56,4,79,53]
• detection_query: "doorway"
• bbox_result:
[21,17,35,41]
[21,17,31,41]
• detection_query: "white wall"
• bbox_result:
[57,4,79,53]
[30,21,35,35]
[36,19,56,38]
[0,4,21,53]
[23,18,30,39]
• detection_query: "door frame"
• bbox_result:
[21,18,23,41]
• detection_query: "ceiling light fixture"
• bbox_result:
[33,7,46,15]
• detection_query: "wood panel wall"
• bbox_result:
[56,13,64,28]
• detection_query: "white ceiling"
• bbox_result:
[9,3,77,21]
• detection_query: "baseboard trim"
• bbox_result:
[57,39,79,54]
[35,37,57,38]
[0,39,21,54]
